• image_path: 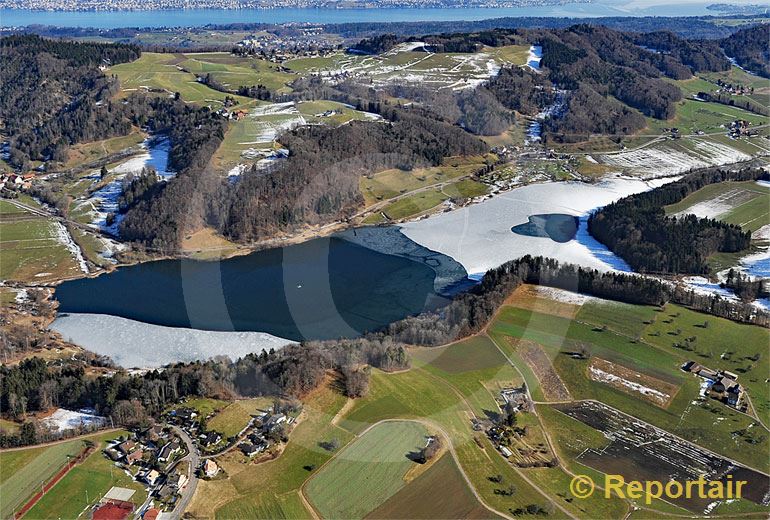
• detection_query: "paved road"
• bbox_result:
[133,425,200,520]
[168,426,200,520]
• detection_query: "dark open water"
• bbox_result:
[55,230,471,341]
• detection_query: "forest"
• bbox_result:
[719,23,770,78]
[588,165,764,275]
[0,35,140,168]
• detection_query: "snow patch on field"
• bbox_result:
[589,366,670,405]
[41,408,106,432]
[530,286,597,305]
[52,221,88,274]
[51,313,295,368]
[752,224,770,241]
[599,140,751,178]
[673,188,757,220]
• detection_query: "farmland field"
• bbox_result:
[665,180,770,231]
[366,454,497,519]
[0,200,83,282]
[305,420,431,519]
[488,300,769,471]
[110,52,254,106]
[360,157,490,206]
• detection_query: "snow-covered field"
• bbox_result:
[310,48,501,92]
[51,313,295,368]
[673,187,758,220]
[400,177,671,276]
[83,137,173,235]
[526,45,543,71]
[599,139,751,178]
[41,408,106,432]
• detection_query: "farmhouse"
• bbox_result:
[684,361,746,410]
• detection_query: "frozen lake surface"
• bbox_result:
[51,313,295,368]
[400,178,668,276]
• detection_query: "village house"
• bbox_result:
[157,440,181,463]
[142,469,161,486]
[166,472,188,490]
[125,448,144,465]
[202,459,219,478]
[200,431,222,447]
[239,442,265,458]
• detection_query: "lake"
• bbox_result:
[55,229,471,342]
[1,2,723,28]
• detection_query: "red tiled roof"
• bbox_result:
[143,508,160,520]
[92,500,135,520]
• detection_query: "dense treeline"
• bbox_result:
[118,97,227,245]
[588,165,764,274]
[485,66,554,116]
[224,109,486,241]
[720,24,770,78]
[350,25,731,143]
[384,253,769,350]
[119,94,486,247]
[543,85,645,141]
[0,338,409,447]
[723,269,769,303]
[0,35,140,168]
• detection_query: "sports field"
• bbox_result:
[305,420,430,519]
[0,439,84,518]
[23,430,147,520]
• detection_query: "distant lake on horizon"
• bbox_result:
[55,231,469,341]
[1,2,723,28]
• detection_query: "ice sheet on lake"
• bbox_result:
[400,178,669,276]
[51,313,295,368]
